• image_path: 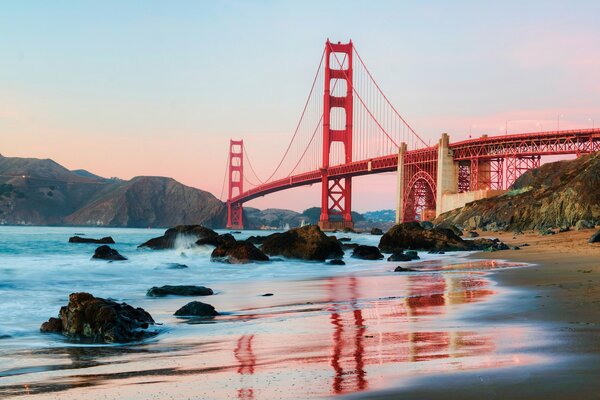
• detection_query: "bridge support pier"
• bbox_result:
[435,133,458,217]
[395,142,407,223]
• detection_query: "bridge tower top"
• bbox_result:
[226,139,244,229]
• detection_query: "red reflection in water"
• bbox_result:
[235,335,256,400]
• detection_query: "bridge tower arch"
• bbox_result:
[226,139,244,229]
[319,40,354,231]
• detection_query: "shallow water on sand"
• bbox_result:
[0,226,548,399]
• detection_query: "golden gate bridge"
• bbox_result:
[224,40,600,230]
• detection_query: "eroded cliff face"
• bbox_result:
[435,152,600,231]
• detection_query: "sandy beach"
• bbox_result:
[350,228,600,400]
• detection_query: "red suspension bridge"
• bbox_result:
[225,40,600,230]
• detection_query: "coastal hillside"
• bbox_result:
[436,152,600,231]
[0,154,226,228]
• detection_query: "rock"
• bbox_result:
[405,250,420,259]
[138,225,218,250]
[338,237,352,242]
[211,238,269,264]
[342,243,359,250]
[174,301,219,317]
[343,227,357,233]
[576,220,595,230]
[230,231,242,234]
[370,228,384,235]
[467,231,479,238]
[328,259,346,265]
[589,230,600,243]
[92,245,127,261]
[40,292,156,343]
[428,250,445,254]
[69,236,115,244]
[261,293,274,297]
[146,285,213,297]
[161,263,189,270]
[351,245,384,260]
[394,266,417,272]
[260,225,344,261]
[388,252,413,262]
[379,222,471,253]
[246,235,269,245]
[435,222,463,236]
[419,221,434,230]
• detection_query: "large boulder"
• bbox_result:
[211,239,269,264]
[174,301,219,317]
[92,245,127,261]
[379,222,469,252]
[351,245,384,260]
[138,225,218,250]
[260,225,344,261]
[40,292,156,343]
[146,285,213,297]
[69,236,115,244]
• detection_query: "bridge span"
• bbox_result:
[225,40,600,230]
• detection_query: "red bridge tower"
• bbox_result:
[226,139,244,229]
[319,40,354,231]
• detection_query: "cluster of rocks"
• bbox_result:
[69,236,115,244]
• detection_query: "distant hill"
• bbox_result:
[0,155,226,228]
[436,152,600,231]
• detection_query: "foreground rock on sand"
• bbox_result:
[69,236,115,244]
[379,222,506,252]
[92,245,127,261]
[40,292,156,343]
[146,285,214,297]
[351,245,384,260]
[174,301,219,317]
[260,225,344,261]
[211,238,269,263]
[138,225,218,250]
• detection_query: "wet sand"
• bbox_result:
[350,229,600,400]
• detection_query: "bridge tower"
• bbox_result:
[319,40,354,231]
[226,139,244,229]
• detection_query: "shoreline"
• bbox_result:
[349,228,600,399]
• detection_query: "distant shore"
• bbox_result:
[350,228,600,400]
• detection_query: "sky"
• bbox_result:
[1,1,599,212]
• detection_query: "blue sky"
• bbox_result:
[1,1,599,211]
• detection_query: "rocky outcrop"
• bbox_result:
[146,285,213,297]
[40,292,156,343]
[436,152,600,231]
[69,236,115,244]
[351,245,384,260]
[394,266,417,272]
[260,225,344,261]
[328,259,346,265]
[388,251,420,261]
[370,228,384,235]
[92,245,127,261]
[139,225,219,250]
[211,238,269,264]
[174,301,219,317]
[379,222,468,252]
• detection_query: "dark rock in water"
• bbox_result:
[146,285,213,297]
[379,222,468,252]
[428,250,445,254]
[404,250,420,259]
[260,225,344,261]
[162,263,189,270]
[342,243,359,250]
[197,233,235,247]
[328,259,346,265]
[338,237,352,242]
[261,293,274,297]
[388,252,413,262]
[138,225,218,250]
[351,245,384,260]
[69,236,115,244]
[211,238,269,263]
[92,245,127,261]
[394,266,417,272]
[230,231,242,234]
[467,231,479,238]
[174,301,219,317]
[589,230,600,243]
[0,334,10,340]
[40,292,156,343]
[419,221,434,230]
[343,227,357,233]
[370,228,384,235]
[245,235,269,245]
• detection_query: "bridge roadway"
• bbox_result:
[230,128,600,208]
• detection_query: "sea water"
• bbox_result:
[0,226,548,399]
